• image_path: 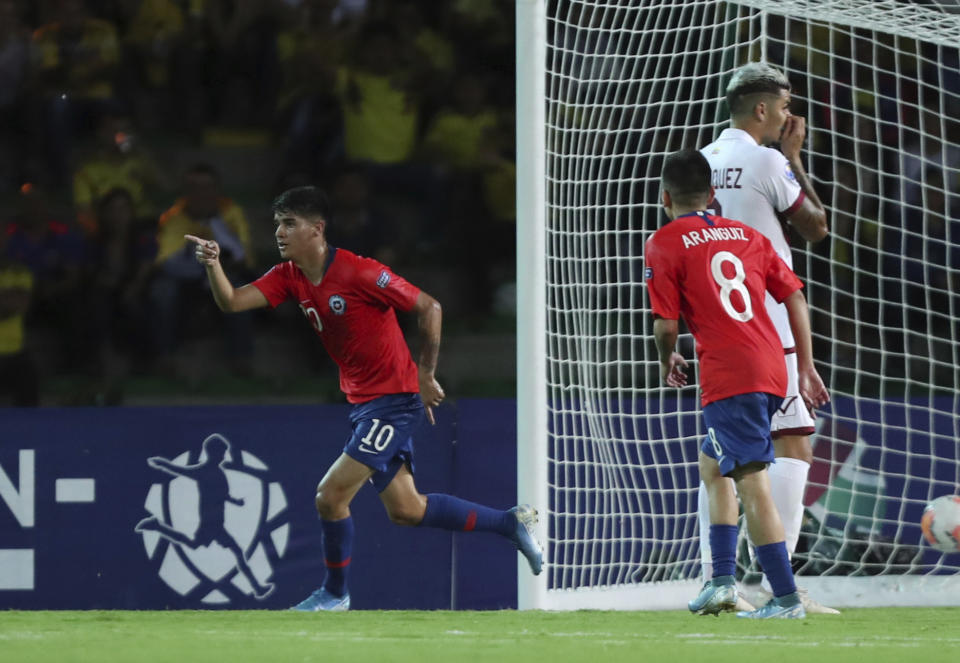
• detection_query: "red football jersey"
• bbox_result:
[644,211,803,406]
[253,248,421,403]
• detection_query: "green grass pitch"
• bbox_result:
[1,609,958,663]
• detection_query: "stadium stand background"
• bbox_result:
[0,0,518,406]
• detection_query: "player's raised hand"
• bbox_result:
[798,365,830,416]
[779,115,806,161]
[419,375,445,425]
[662,352,688,388]
[184,234,220,266]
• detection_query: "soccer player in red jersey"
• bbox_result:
[700,62,835,614]
[644,150,829,618]
[185,186,542,611]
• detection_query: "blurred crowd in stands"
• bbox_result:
[0,0,518,406]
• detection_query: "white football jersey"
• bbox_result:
[701,128,804,348]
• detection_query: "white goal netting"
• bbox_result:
[519,0,960,609]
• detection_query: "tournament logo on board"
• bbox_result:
[134,434,289,604]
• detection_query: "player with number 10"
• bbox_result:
[644,149,829,618]
[184,185,543,611]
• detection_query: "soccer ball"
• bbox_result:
[920,495,960,553]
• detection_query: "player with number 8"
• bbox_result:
[645,149,829,618]
[699,61,835,614]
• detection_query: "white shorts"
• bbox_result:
[771,350,816,438]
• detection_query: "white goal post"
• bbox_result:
[516,0,960,610]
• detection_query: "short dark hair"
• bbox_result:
[271,186,331,224]
[661,149,711,206]
[725,62,791,117]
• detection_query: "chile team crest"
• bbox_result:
[329,294,346,315]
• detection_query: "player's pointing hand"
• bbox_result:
[185,234,220,265]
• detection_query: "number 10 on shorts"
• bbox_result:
[359,418,395,454]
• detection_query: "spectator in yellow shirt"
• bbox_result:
[149,163,254,372]
[32,0,123,185]
[121,0,185,129]
[275,0,345,180]
[335,21,419,167]
[72,112,168,234]
[0,217,39,406]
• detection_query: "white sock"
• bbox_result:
[767,456,810,557]
[757,457,810,593]
[698,481,713,580]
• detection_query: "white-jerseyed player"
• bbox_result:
[699,61,838,614]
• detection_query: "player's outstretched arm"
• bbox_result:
[652,317,689,387]
[147,456,198,478]
[184,234,268,313]
[782,290,829,412]
[412,290,445,425]
[780,116,828,243]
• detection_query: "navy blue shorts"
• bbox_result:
[343,393,424,492]
[701,392,780,477]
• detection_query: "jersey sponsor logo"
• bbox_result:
[681,226,748,249]
[134,434,289,604]
[644,267,653,279]
[376,270,391,288]
[712,167,743,189]
[783,163,797,181]
[328,294,346,315]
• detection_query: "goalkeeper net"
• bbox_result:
[516,0,960,609]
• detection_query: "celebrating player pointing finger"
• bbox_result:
[187,185,544,612]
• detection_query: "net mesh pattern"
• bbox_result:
[542,0,960,592]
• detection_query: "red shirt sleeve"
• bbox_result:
[354,257,421,311]
[251,263,293,308]
[644,234,681,319]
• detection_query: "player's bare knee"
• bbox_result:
[314,486,343,519]
[386,507,418,527]
[386,502,424,527]
[384,493,427,527]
